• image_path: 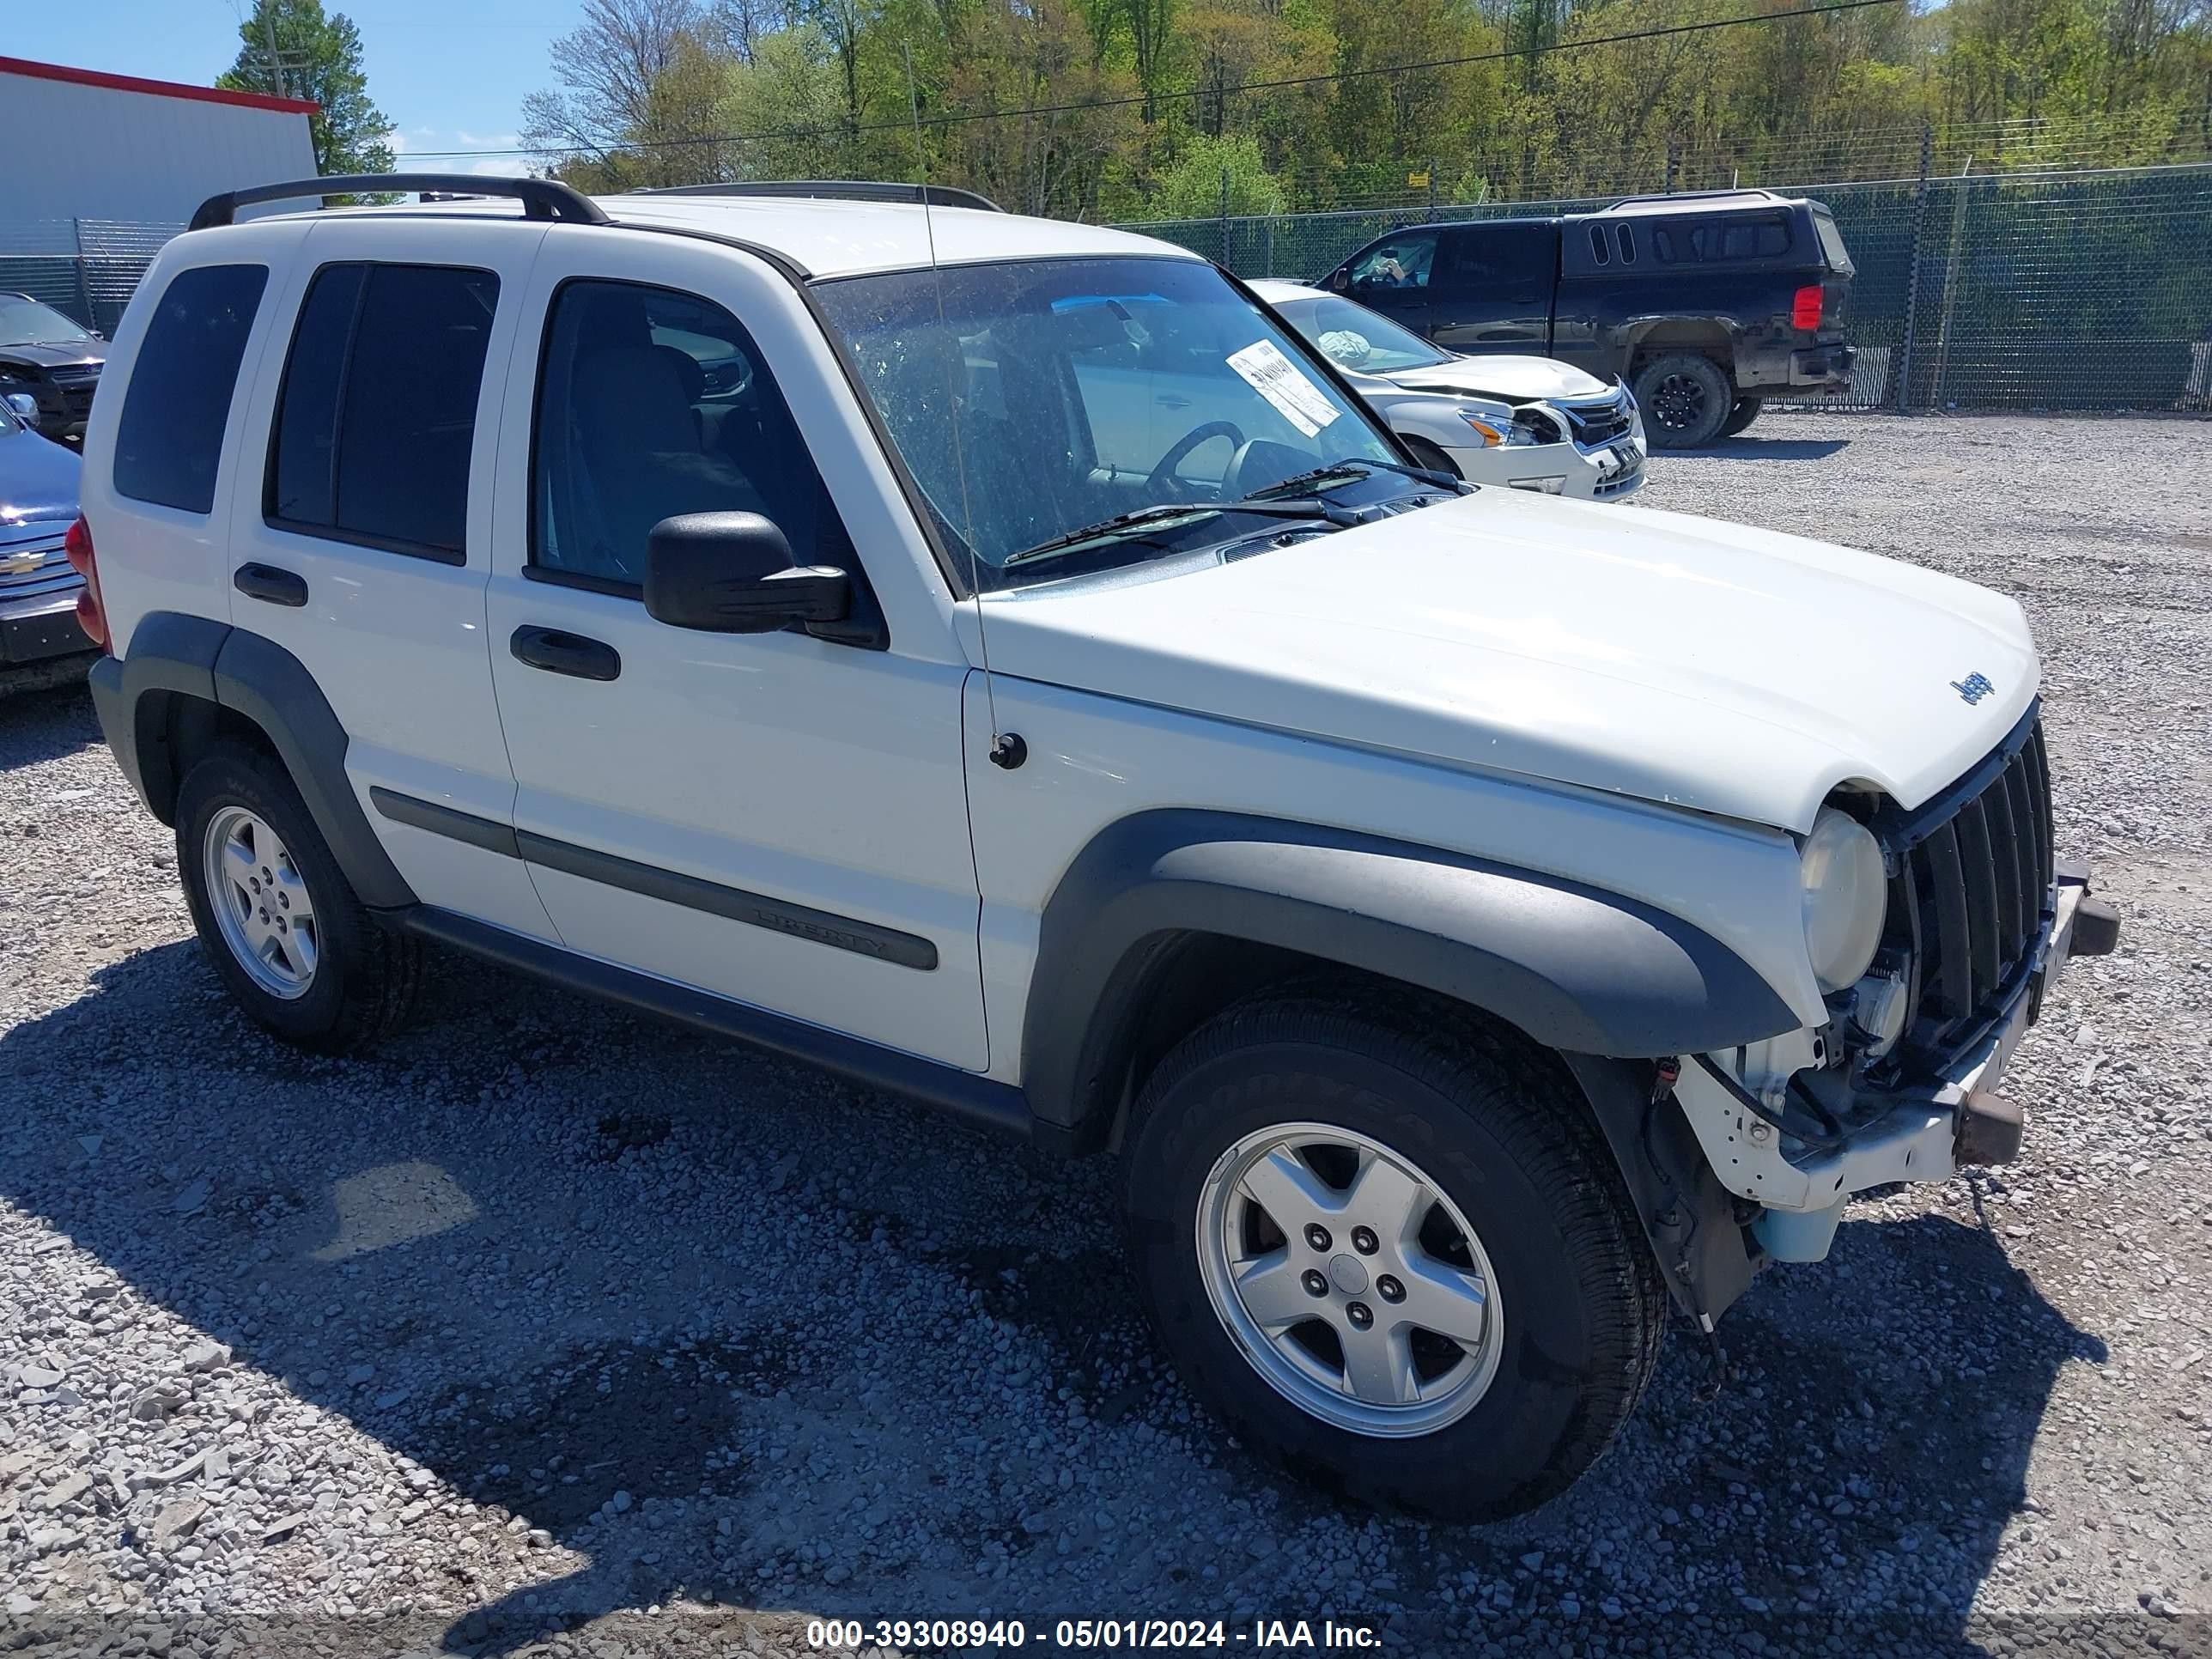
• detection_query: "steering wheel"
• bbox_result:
[1220,437,1315,502]
[1148,420,1245,494]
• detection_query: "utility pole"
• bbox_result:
[261,2,289,99]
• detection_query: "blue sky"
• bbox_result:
[10,1,588,176]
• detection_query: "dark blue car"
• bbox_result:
[0,395,91,672]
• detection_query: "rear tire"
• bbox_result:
[175,744,422,1053]
[1632,353,1733,448]
[1121,988,1666,1522]
[1721,396,1764,438]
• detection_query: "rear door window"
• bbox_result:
[112,263,268,514]
[266,262,500,562]
[1437,223,1556,301]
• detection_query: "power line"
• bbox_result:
[397,0,1911,161]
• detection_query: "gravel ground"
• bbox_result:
[3,412,2209,1659]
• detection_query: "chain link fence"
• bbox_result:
[0,221,182,337]
[8,162,2209,413]
[1118,161,2212,413]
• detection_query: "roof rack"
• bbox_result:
[635,180,1004,214]
[1599,187,1794,210]
[190,174,610,232]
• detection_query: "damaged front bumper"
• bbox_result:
[1672,862,2119,1263]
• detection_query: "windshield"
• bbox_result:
[0,298,93,349]
[1272,293,1452,374]
[815,257,1413,588]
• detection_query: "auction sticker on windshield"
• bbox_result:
[1226,340,1340,438]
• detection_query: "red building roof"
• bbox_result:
[0,55,319,117]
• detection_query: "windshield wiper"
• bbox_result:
[1249,456,1473,501]
[1001,498,1358,570]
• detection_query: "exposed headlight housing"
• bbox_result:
[1459,408,1554,448]
[1800,806,1887,994]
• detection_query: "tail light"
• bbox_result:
[1790,284,1825,331]
[63,514,109,652]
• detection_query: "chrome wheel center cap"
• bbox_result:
[1328,1254,1370,1296]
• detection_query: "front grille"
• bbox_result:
[1592,457,1644,496]
[1874,704,2055,1070]
[47,363,100,386]
[0,525,78,599]
[1560,396,1634,449]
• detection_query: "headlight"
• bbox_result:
[1458,409,1549,447]
[1800,806,1886,994]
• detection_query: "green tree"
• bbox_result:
[1153,131,1286,214]
[217,0,394,178]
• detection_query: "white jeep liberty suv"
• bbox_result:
[76,174,2118,1522]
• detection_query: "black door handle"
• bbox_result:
[510,625,620,682]
[233,562,307,607]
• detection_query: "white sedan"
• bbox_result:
[1249,280,1646,502]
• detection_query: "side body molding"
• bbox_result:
[1023,810,1799,1133]
[88,611,417,909]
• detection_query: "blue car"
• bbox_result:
[0,393,91,674]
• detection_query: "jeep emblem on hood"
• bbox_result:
[1951,672,1996,705]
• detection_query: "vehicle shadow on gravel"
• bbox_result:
[1708,436,1852,460]
[0,938,2110,1657]
[0,681,102,772]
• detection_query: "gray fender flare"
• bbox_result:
[88,611,416,909]
[1021,810,1797,1135]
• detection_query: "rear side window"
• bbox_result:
[266,262,500,562]
[1652,216,1792,264]
[112,263,268,514]
[1812,210,1855,275]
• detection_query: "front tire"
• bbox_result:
[176,744,422,1053]
[1632,353,1733,448]
[1121,989,1666,1522]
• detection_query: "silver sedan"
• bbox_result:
[1250,280,1646,502]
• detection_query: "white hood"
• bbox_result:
[1386,354,1616,404]
[980,491,2039,833]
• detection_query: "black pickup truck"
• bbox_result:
[1319,189,1856,447]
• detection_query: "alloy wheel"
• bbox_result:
[1651,372,1710,432]
[202,805,319,1000]
[1194,1122,1504,1437]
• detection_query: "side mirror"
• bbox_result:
[1330,270,1351,293]
[3,392,38,428]
[643,511,850,635]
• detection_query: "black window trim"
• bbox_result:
[112,260,271,518]
[522,270,888,641]
[261,258,500,569]
[523,562,641,600]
